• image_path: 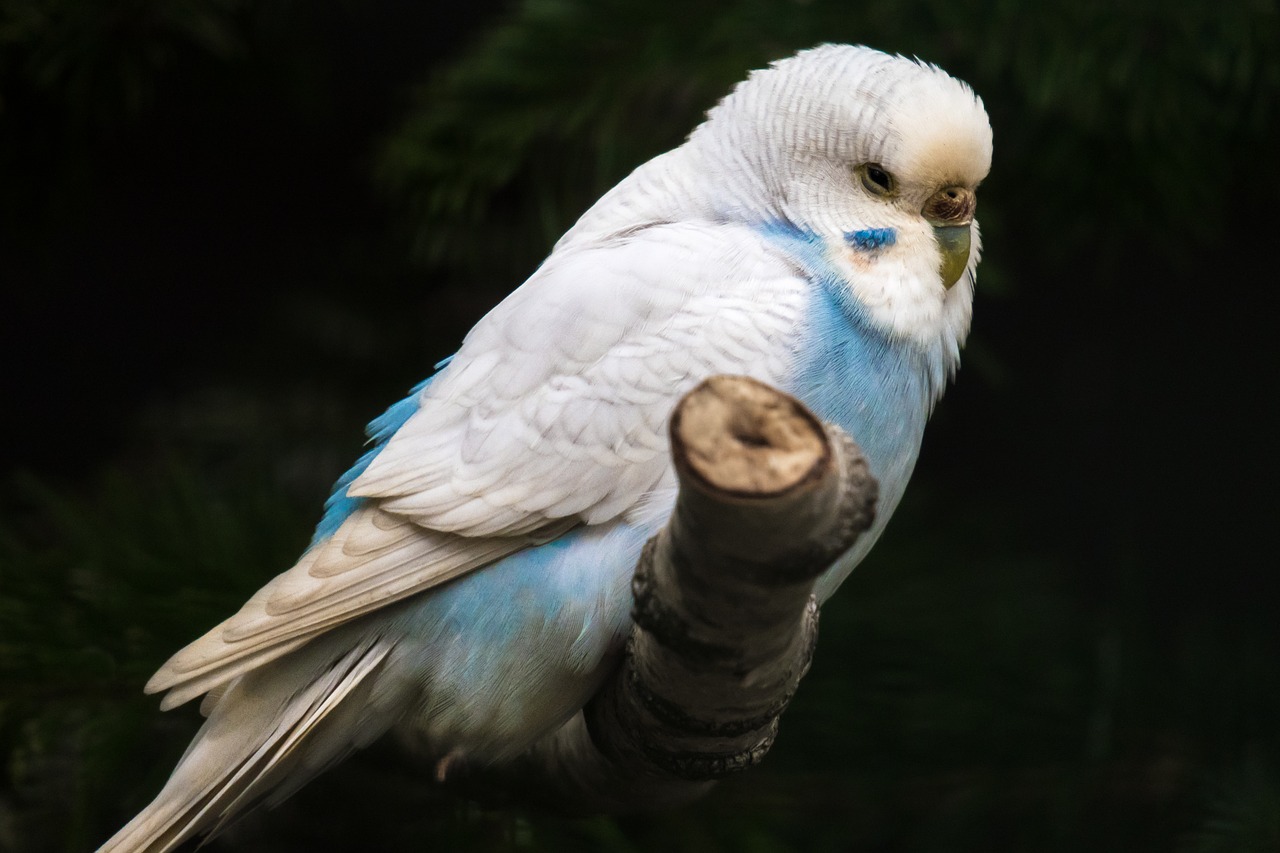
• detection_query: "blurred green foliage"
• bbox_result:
[0,0,248,123]
[0,463,309,850]
[3,0,1279,850]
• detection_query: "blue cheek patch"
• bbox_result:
[845,228,896,251]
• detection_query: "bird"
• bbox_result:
[100,43,992,851]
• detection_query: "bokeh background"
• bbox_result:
[3,1,1279,850]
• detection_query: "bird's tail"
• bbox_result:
[97,634,400,853]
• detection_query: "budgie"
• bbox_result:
[101,43,992,851]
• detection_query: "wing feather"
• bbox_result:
[100,637,397,853]
[146,506,572,709]
[350,222,808,538]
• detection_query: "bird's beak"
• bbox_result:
[923,186,976,290]
[931,224,971,290]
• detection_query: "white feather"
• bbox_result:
[350,221,808,536]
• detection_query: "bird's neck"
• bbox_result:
[762,221,958,515]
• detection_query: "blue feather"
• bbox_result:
[844,227,896,251]
[760,221,942,597]
[376,517,654,756]
[309,374,437,546]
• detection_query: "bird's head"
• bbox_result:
[690,45,993,345]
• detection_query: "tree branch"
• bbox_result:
[453,375,878,813]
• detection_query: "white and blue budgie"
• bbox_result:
[101,44,992,851]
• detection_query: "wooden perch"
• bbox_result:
[455,375,878,813]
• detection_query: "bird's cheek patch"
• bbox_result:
[844,228,897,251]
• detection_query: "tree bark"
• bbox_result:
[454,375,878,813]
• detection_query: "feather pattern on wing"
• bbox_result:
[145,506,574,709]
[349,222,809,536]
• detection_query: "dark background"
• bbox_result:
[2,1,1278,850]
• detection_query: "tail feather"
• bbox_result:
[98,636,398,853]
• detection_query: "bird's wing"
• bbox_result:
[145,504,574,709]
[146,221,809,707]
[349,221,808,535]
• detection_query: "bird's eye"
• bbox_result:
[858,163,896,197]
